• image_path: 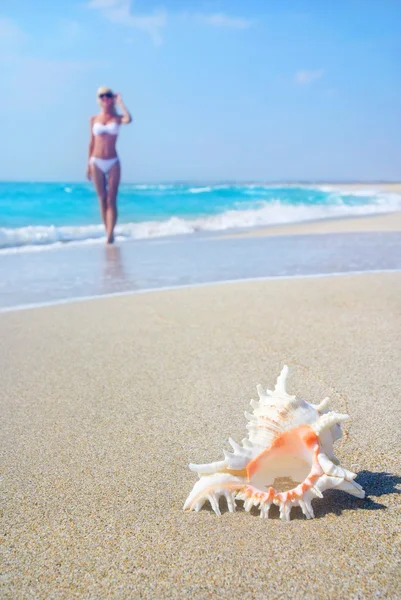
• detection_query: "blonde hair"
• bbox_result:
[96,86,117,112]
[97,86,114,97]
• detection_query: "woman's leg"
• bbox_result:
[90,162,107,228]
[105,160,121,244]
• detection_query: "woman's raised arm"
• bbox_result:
[115,93,132,124]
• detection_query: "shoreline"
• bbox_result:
[2,208,401,257]
[220,209,401,239]
[2,198,401,311]
[304,182,401,193]
[268,182,401,193]
[1,267,401,314]
[2,212,401,311]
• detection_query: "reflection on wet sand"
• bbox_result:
[102,245,130,292]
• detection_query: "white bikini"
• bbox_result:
[90,120,120,174]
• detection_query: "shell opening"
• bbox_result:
[247,425,320,496]
[250,456,312,492]
[272,475,304,493]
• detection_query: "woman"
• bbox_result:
[87,86,132,244]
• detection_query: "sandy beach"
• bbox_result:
[274,182,401,194]
[222,210,401,239]
[1,271,400,599]
[320,183,401,193]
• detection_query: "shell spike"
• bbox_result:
[207,494,221,516]
[313,412,350,435]
[316,397,330,413]
[223,490,237,513]
[279,501,292,522]
[256,384,267,401]
[312,486,324,498]
[228,437,242,453]
[189,459,227,475]
[244,411,258,423]
[274,365,289,395]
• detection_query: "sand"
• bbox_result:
[222,211,401,239]
[1,272,401,599]
[320,183,401,194]
[277,183,401,194]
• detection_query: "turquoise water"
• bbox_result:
[1,181,400,251]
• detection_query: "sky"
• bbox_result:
[0,0,400,182]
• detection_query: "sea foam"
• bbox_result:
[1,190,400,253]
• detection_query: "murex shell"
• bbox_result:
[184,366,365,521]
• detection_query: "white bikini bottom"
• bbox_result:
[90,156,119,174]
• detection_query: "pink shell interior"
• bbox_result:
[243,424,324,504]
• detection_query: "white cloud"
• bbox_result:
[195,12,253,29]
[295,69,325,84]
[86,0,167,46]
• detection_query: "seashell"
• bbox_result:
[184,366,365,521]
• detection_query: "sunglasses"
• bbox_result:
[99,93,113,99]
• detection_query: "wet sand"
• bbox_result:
[1,272,400,599]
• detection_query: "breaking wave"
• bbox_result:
[1,191,401,253]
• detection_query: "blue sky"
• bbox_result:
[1,0,400,182]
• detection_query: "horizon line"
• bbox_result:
[1,179,401,185]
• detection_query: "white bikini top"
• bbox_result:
[92,120,120,136]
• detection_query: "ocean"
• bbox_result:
[1,182,401,310]
[1,182,401,252]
